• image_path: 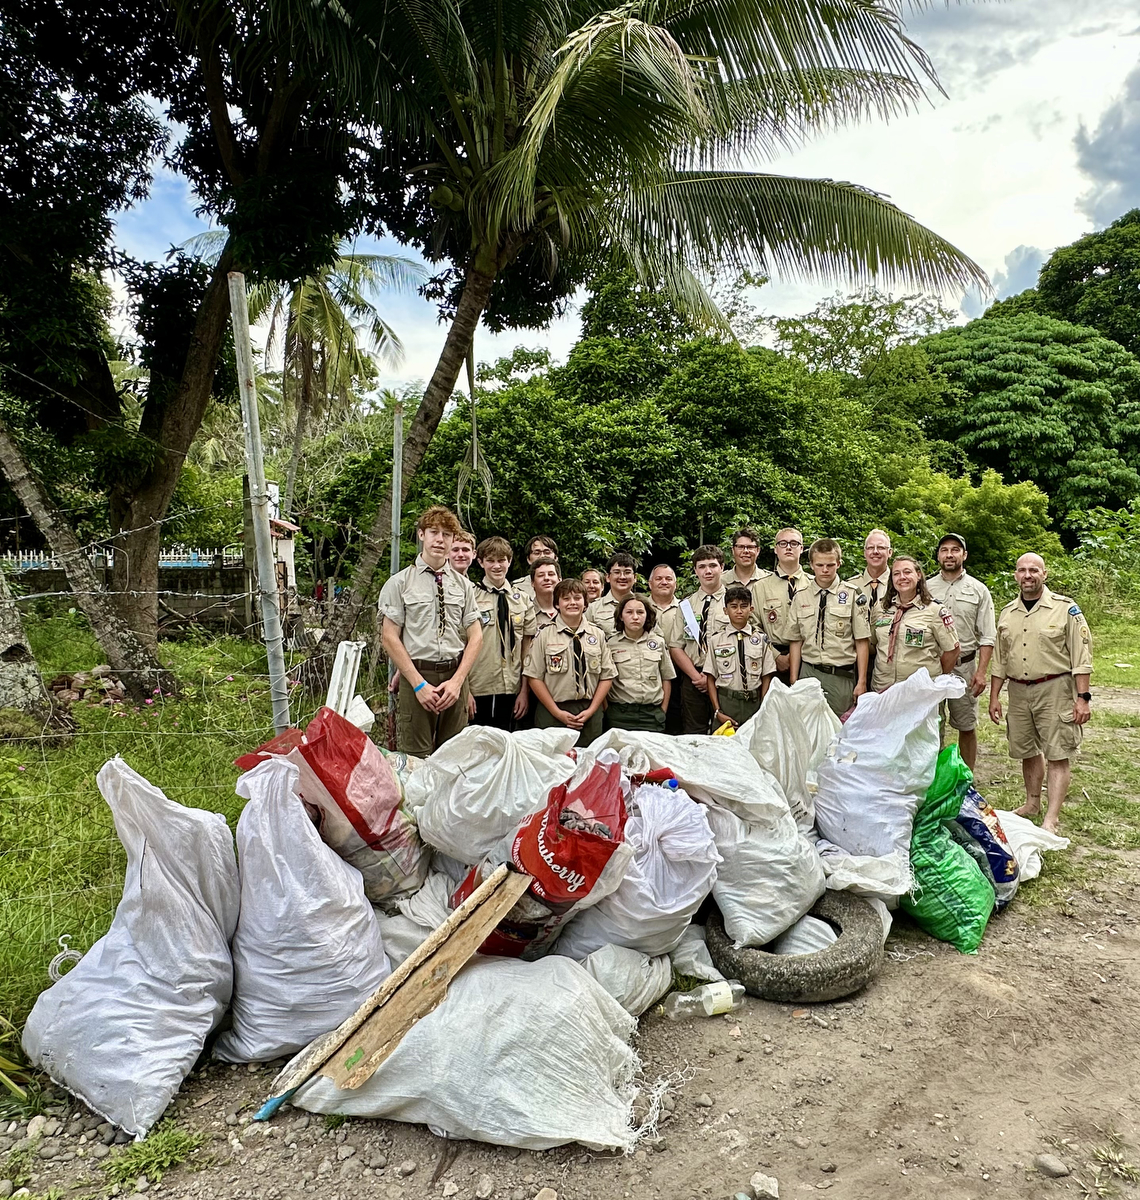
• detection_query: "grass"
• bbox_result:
[101,1119,207,1186]
[0,609,325,1025]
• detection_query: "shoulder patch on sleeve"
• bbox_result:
[1068,603,1082,617]
[856,594,867,606]
[940,606,955,627]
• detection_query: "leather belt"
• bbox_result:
[411,657,461,672]
[772,643,790,654]
[960,649,977,664]
[724,688,761,701]
[806,661,855,676]
[1010,672,1065,686]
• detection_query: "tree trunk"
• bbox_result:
[0,416,178,701]
[107,241,235,647]
[296,262,496,692]
[0,568,69,741]
[283,337,314,520]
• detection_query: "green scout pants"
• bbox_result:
[680,675,713,735]
[397,665,470,757]
[800,660,856,718]
[534,697,604,746]
[605,700,667,733]
[716,689,761,728]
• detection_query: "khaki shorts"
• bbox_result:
[1005,674,1082,762]
[945,656,980,732]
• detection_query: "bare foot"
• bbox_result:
[1014,802,1041,818]
[1042,815,1060,834]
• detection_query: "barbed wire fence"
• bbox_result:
[0,520,393,1025]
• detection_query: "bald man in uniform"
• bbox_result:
[989,553,1092,834]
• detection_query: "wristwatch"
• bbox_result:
[1077,691,1092,701]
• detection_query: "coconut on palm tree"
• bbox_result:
[289,0,988,685]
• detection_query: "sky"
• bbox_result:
[111,1,1140,388]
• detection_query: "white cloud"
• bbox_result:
[1076,58,1140,227]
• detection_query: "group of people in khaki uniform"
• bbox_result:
[380,508,1092,833]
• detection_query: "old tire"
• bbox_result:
[705,891,885,1004]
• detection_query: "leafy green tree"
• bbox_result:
[922,313,1140,518]
[880,466,1062,576]
[991,210,1140,358]
[294,0,987,681]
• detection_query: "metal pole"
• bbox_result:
[228,271,291,733]
[386,402,404,749]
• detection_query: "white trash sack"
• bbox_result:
[214,758,391,1064]
[587,728,794,826]
[669,924,725,983]
[814,671,965,865]
[992,810,1070,880]
[811,834,912,903]
[554,784,720,960]
[408,726,578,864]
[293,956,640,1151]
[736,678,840,830]
[770,914,838,956]
[580,945,672,1016]
[23,758,239,1135]
[705,804,826,948]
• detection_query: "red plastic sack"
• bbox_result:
[511,760,627,907]
[450,862,570,959]
[234,728,304,773]
[287,707,430,902]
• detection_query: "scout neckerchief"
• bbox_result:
[777,569,798,603]
[698,593,714,655]
[886,599,917,662]
[568,626,588,695]
[735,629,748,688]
[816,586,829,649]
[423,563,448,640]
[478,581,515,653]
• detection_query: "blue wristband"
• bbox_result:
[413,681,427,693]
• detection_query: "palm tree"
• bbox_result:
[291,0,989,685]
[250,250,428,517]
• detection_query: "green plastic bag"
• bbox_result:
[901,746,995,953]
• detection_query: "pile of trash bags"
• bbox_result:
[22,670,1070,1149]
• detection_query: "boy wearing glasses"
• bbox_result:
[751,527,809,683]
[728,528,770,589]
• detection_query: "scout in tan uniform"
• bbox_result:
[988,553,1092,834]
[926,533,996,770]
[581,568,605,604]
[751,527,809,683]
[467,536,538,731]
[585,551,638,636]
[448,529,476,577]
[846,528,893,619]
[528,558,561,630]
[512,535,559,601]
[524,578,615,744]
[870,556,959,692]
[704,586,778,727]
[648,563,683,735]
[728,527,771,589]
[605,594,676,732]
[667,545,729,735]
[788,538,870,717]
[379,505,483,757]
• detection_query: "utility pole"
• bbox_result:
[228,271,291,733]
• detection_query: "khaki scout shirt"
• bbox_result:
[751,568,809,649]
[531,602,558,632]
[789,579,872,667]
[728,565,771,590]
[649,596,680,624]
[607,630,676,705]
[523,618,616,702]
[846,568,891,620]
[512,574,535,601]
[378,555,480,661]
[991,587,1093,682]
[665,586,729,665]
[702,626,777,693]
[926,571,996,656]
[871,601,959,691]
[585,592,635,637]
[468,581,538,696]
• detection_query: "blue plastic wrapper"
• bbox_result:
[953,786,1020,910]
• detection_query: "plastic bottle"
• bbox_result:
[658,980,746,1020]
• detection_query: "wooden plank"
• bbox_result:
[322,867,531,1090]
[256,863,530,1118]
